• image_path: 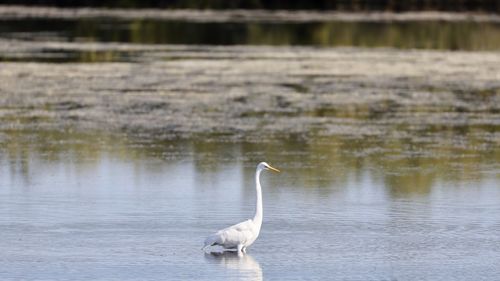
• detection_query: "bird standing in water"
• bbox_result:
[203,162,280,253]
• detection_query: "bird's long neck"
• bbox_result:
[253,168,263,225]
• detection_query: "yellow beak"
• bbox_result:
[267,165,280,173]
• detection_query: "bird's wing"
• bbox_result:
[209,219,254,248]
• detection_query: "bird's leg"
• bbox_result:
[237,244,244,253]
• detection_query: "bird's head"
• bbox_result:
[258,162,280,173]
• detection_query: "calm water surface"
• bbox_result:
[1,11,500,280]
[1,18,500,62]
[3,18,500,50]
[1,130,499,280]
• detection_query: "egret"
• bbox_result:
[202,162,280,253]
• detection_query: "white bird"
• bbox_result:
[203,162,280,253]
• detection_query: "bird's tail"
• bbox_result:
[202,234,220,251]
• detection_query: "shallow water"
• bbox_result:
[1,129,499,280]
[1,8,499,280]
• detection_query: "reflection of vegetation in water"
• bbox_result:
[2,127,497,198]
[70,20,500,50]
[74,50,139,62]
[2,19,500,60]
[308,21,500,50]
[2,18,500,62]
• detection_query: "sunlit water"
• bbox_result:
[1,130,499,280]
[1,10,500,280]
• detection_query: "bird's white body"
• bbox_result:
[203,162,279,253]
[203,218,261,253]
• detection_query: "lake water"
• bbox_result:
[1,9,500,280]
[3,18,500,49]
[1,129,499,280]
[1,17,500,62]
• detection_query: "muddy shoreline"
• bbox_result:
[1,5,500,22]
[1,42,499,144]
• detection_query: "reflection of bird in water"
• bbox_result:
[203,162,280,253]
[204,251,263,281]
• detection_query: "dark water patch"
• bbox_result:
[309,106,338,117]
[237,110,298,118]
[304,101,401,119]
[1,18,500,56]
[421,123,500,136]
[279,83,309,93]
[274,95,292,108]
[453,88,500,104]
[119,101,170,115]
[0,49,142,63]
[232,96,248,104]
[46,101,89,111]
[368,99,401,119]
